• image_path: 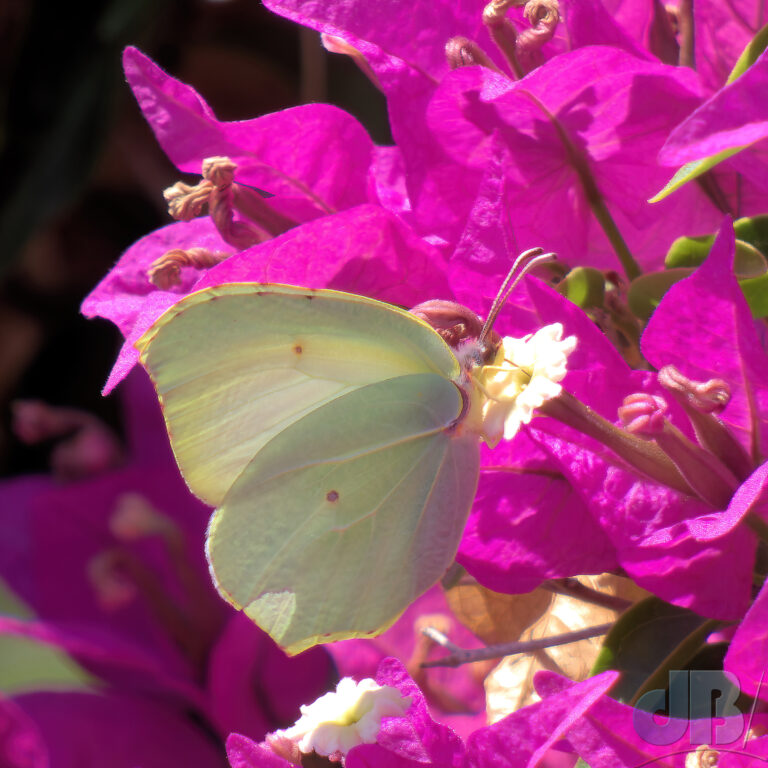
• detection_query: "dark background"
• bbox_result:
[0,0,390,476]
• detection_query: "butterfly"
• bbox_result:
[135,247,554,653]
[136,283,483,654]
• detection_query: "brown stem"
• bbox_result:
[541,577,633,612]
[300,28,328,103]
[678,0,695,68]
[421,622,615,668]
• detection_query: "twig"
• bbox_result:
[677,0,695,68]
[541,578,633,613]
[421,626,462,653]
[421,622,615,668]
[300,28,327,103]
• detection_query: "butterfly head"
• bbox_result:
[416,247,577,448]
[409,299,501,367]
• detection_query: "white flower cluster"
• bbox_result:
[277,677,411,758]
[474,323,577,447]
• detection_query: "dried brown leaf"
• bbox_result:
[485,574,646,723]
[445,579,552,646]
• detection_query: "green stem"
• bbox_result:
[540,391,694,495]
[520,91,642,280]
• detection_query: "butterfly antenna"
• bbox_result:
[478,247,557,344]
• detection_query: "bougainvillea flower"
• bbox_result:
[515,219,768,619]
[692,0,768,91]
[457,432,619,596]
[262,0,490,249]
[84,47,449,393]
[266,0,768,265]
[641,218,768,467]
[123,46,377,216]
[448,216,766,618]
[0,369,335,758]
[83,47,437,393]
[263,0,738,264]
[83,204,451,393]
[266,0,761,94]
[453,266,624,596]
[227,659,466,767]
[326,586,488,740]
[3,690,228,768]
[426,45,727,272]
[724,577,768,704]
[264,0,664,88]
[531,671,768,767]
[658,46,768,197]
[228,659,623,768]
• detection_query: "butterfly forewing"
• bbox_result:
[136,284,461,507]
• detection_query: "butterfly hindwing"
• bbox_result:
[206,372,480,654]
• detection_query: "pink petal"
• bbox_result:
[14,691,226,768]
[642,218,768,454]
[123,47,374,211]
[659,48,768,164]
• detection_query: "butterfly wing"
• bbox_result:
[207,372,480,654]
[136,284,461,507]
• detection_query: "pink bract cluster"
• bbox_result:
[4,0,768,765]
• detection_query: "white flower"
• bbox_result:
[472,323,577,447]
[277,677,411,757]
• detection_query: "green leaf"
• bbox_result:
[649,150,745,203]
[556,267,605,309]
[662,219,768,317]
[667,235,766,273]
[627,268,692,321]
[664,235,715,268]
[740,272,768,317]
[590,596,709,704]
[0,578,92,694]
[726,22,768,84]
[734,214,768,255]
[649,22,768,203]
